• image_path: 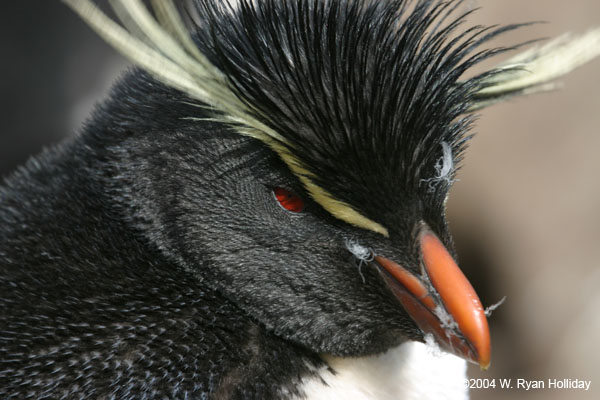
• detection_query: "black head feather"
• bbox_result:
[192,0,521,233]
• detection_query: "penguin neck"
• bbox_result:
[295,341,469,400]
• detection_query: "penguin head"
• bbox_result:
[71,0,597,369]
[107,89,484,363]
[91,0,489,367]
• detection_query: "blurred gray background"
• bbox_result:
[1,1,599,399]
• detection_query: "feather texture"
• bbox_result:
[63,0,600,238]
[65,0,390,236]
[470,27,600,110]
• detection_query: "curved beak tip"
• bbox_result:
[374,229,492,369]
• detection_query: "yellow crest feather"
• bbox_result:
[63,0,389,236]
[471,28,600,110]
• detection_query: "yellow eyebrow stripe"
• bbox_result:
[252,131,390,237]
[65,0,389,237]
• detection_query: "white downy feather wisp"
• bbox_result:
[421,141,455,191]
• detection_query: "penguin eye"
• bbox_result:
[273,187,305,213]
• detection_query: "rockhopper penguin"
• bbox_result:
[1,0,599,399]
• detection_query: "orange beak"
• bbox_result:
[374,228,491,369]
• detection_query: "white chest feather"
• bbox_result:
[294,341,469,400]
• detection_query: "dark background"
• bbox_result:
[1,1,599,399]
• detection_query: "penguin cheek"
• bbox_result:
[169,175,398,354]
[199,246,378,353]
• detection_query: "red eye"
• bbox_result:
[273,187,305,213]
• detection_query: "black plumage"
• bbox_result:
[195,0,522,233]
[0,73,327,398]
[1,0,595,398]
